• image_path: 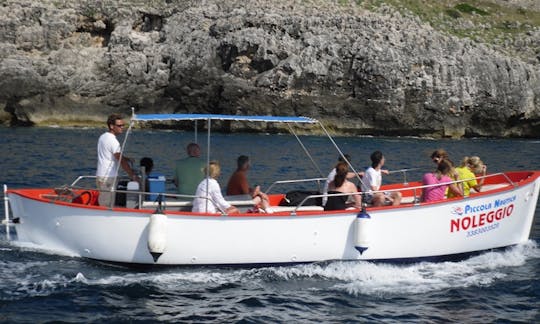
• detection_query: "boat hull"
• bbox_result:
[9,196,359,265]
[7,172,540,265]
[358,184,537,261]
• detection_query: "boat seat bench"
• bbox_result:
[268,206,325,212]
[481,183,511,191]
[141,198,258,212]
[141,200,325,213]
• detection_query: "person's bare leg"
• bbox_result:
[391,192,402,205]
[372,193,385,206]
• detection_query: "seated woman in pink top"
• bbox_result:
[422,159,462,202]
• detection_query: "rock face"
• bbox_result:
[0,0,539,137]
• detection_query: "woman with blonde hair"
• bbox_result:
[192,161,239,214]
[448,156,487,198]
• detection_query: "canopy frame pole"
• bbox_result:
[318,122,367,189]
[194,120,198,143]
[287,123,324,178]
[204,118,211,214]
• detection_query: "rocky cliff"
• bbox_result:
[0,0,539,137]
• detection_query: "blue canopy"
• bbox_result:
[132,113,318,124]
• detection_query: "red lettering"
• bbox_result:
[450,204,516,234]
[472,215,479,228]
[506,204,514,216]
[486,211,494,223]
[450,219,460,232]
[462,217,471,230]
[479,213,486,226]
[495,208,503,220]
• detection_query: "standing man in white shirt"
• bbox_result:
[361,150,401,206]
[96,113,138,207]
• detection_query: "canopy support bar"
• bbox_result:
[318,122,367,189]
[204,118,212,214]
[287,123,324,178]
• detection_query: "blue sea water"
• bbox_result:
[0,126,539,323]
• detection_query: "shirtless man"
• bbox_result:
[226,155,271,212]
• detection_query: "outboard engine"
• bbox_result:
[354,206,371,255]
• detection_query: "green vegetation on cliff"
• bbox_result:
[358,0,540,60]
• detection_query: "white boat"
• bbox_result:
[3,113,540,265]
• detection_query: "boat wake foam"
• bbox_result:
[1,241,537,299]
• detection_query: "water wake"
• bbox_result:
[0,241,537,300]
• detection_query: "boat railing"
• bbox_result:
[264,177,328,194]
[289,191,362,216]
[387,168,421,185]
[135,191,232,214]
[499,172,517,187]
[285,172,516,211]
[117,189,251,216]
[64,172,516,213]
[66,183,244,216]
[381,172,516,205]
[70,175,98,187]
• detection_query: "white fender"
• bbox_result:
[147,212,167,262]
[354,209,370,254]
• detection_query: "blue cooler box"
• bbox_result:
[148,173,166,201]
